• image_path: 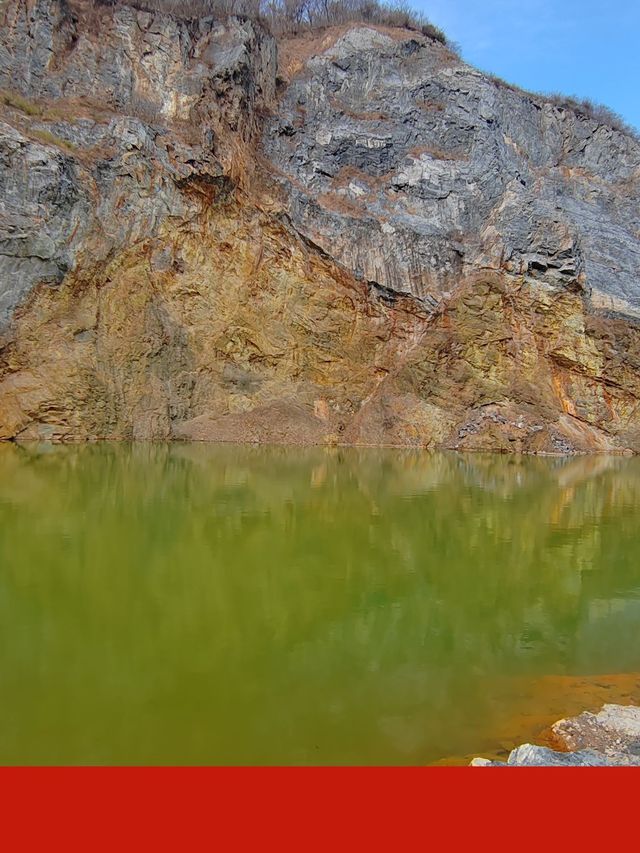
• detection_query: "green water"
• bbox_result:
[0,443,639,765]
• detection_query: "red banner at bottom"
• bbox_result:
[0,767,634,849]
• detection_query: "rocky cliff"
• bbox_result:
[1,0,639,451]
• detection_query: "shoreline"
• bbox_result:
[434,672,640,766]
[1,437,637,457]
[470,703,640,766]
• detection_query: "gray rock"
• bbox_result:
[506,744,640,766]
[552,703,640,757]
[0,1,276,122]
[471,704,640,766]
[0,121,90,321]
[0,0,276,326]
[264,28,640,314]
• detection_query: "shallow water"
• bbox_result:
[0,443,639,764]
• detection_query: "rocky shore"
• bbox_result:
[471,704,640,766]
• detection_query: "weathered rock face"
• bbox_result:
[266,27,640,314]
[0,0,275,324]
[1,1,640,450]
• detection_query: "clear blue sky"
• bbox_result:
[420,0,640,131]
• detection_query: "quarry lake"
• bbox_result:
[0,443,639,765]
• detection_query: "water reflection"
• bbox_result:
[0,443,639,764]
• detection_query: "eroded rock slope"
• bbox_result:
[1,1,640,451]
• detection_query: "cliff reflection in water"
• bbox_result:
[0,444,639,764]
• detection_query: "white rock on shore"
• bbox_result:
[471,704,640,766]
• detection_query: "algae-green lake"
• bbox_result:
[0,443,639,764]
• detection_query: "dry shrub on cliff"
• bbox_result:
[0,90,68,122]
[92,0,448,43]
[545,94,637,138]
[486,72,638,140]
[30,128,78,152]
[0,90,42,116]
[267,0,447,41]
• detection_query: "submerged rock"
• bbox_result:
[471,704,640,766]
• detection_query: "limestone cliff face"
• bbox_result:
[267,28,640,314]
[1,0,640,452]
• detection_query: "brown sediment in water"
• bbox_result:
[434,672,640,766]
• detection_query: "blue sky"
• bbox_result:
[420,0,640,131]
